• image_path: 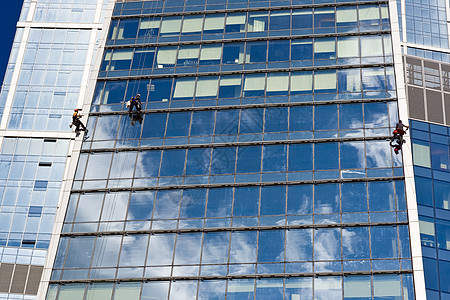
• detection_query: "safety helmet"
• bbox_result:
[74,109,78,112]
[137,94,141,97]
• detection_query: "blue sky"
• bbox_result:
[0,1,24,85]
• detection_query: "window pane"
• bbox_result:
[222,43,244,64]
[233,187,259,217]
[258,230,285,262]
[314,71,336,91]
[174,233,202,264]
[190,111,215,136]
[230,231,257,263]
[160,17,181,35]
[248,12,268,32]
[237,146,262,173]
[291,72,312,93]
[226,13,246,33]
[266,74,289,95]
[202,232,230,264]
[182,16,203,34]
[160,150,186,176]
[361,35,383,57]
[337,37,358,58]
[199,45,222,65]
[204,14,225,33]
[412,140,431,168]
[315,184,339,214]
[286,229,313,261]
[219,76,242,98]
[265,107,288,132]
[314,229,341,260]
[341,182,367,213]
[177,46,199,66]
[173,79,195,99]
[196,77,218,98]
[287,185,313,215]
[434,180,450,210]
[156,48,176,67]
[371,227,398,258]
[342,227,370,259]
[147,234,175,265]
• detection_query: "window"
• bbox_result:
[177,46,199,66]
[359,6,380,25]
[291,72,313,94]
[203,14,225,34]
[131,47,155,69]
[181,16,203,35]
[337,37,358,58]
[225,13,246,33]
[336,7,357,27]
[314,38,335,59]
[138,18,160,38]
[156,47,177,67]
[114,19,139,40]
[160,17,182,36]
[338,69,361,93]
[266,74,289,96]
[361,35,383,57]
[314,71,337,92]
[412,140,431,168]
[243,74,265,97]
[246,41,267,63]
[199,45,222,65]
[314,8,335,28]
[222,43,244,64]
[196,77,218,98]
[291,40,313,61]
[248,12,268,32]
[270,11,290,31]
[173,78,196,99]
[268,40,290,62]
[292,9,312,30]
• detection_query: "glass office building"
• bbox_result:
[42,0,421,299]
[4,0,450,299]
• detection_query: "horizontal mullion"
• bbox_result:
[60,220,409,237]
[97,62,394,81]
[105,30,391,50]
[49,269,412,285]
[112,0,389,20]
[71,175,405,194]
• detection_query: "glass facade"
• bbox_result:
[0,0,111,299]
[46,0,417,299]
[411,120,450,299]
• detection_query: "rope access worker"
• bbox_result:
[389,120,409,155]
[71,109,87,133]
[393,120,409,139]
[128,94,142,114]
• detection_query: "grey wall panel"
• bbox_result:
[445,93,450,126]
[10,264,28,294]
[408,86,426,119]
[25,265,43,295]
[0,263,14,293]
[426,89,444,123]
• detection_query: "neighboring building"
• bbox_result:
[0,0,112,299]
[397,0,450,299]
[1,0,449,299]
